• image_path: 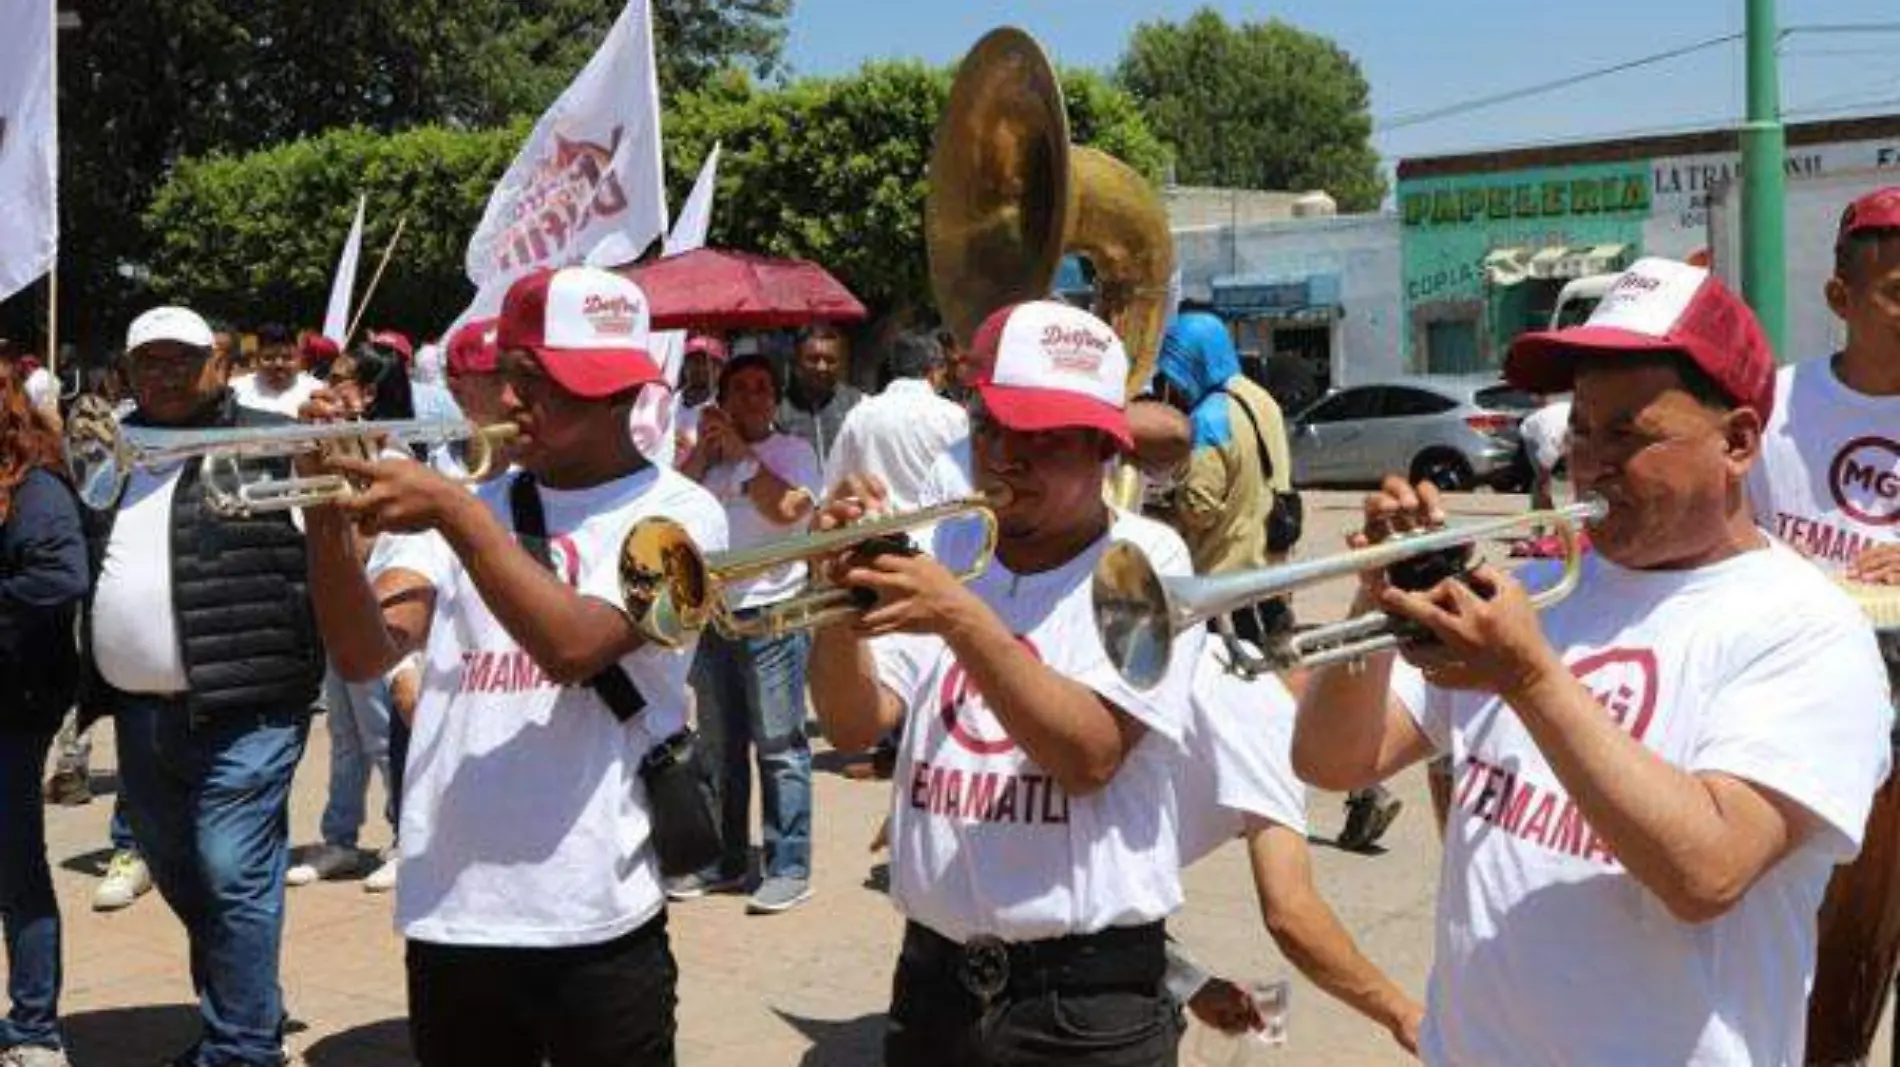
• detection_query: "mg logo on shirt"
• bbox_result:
[936,635,1041,756]
[547,534,582,588]
[1569,648,1659,742]
[1829,436,1900,527]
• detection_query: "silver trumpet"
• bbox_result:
[62,394,517,517]
[1093,496,1609,688]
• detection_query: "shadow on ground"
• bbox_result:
[63,1003,200,1067]
[304,1017,412,1066]
[773,1008,885,1067]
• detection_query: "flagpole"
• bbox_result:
[344,213,408,347]
[45,0,58,381]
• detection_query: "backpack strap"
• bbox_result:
[1215,385,1275,484]
[508,473,648,723]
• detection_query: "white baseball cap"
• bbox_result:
[125,306,215,354]
[969,300,1132,451]
[496,267,661,399]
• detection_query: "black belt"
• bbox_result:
[902,920,1166,1004]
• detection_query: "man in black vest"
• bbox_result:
[78,306,321,1067]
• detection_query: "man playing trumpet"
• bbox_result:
[303,266,726,1066]
[809,301,1204,1066]
[1293,258,1892,1067]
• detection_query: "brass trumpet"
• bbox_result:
[62,394,516,517]
[617,495,1001,646]
[1093,497,1609,688]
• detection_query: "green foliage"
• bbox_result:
[54,0,790,346]
[662,63,1170,317]
[141,60,1169,333]
[142,123,530,334]
[1115,6,1386,211]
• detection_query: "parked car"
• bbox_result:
[1288,375,1540,491]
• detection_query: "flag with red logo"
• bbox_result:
[0,0,56,302]
[464,0,666,294]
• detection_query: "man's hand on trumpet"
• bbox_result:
[298,388,466,537]
[1355,476,1565,700]
[812,475,978,639]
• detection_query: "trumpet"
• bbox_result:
[1093,497,1609,688]
[62,394,517,517]
[617,494,1001,645]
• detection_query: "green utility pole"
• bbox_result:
[1741,0,1788,360]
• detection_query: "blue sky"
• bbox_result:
[783,0,1900,172]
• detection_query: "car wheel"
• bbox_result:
[1411,451,1475,492]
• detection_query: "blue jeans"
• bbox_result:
[0,727,62,1050]
[318,669,396,848]
[115,696,309,1067]
[110,794,136,852]
[690,628,812,880]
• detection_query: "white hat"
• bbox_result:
[125,307,215,354]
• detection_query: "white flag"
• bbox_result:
[646,142,724,391]
[465,0,666,292]
[0,0,56,302]
[322,194,366,344]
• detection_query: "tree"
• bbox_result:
[139,60,1169,336]
[1115,7,1385,211]
[50,0,790,349]
[662,63,1170,319]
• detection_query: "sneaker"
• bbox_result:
[1338,789,1404,852]
[42,768,91,807]
[0,1046,72,1066]
[93,849,153,912]
[362,850,399,894]
[747,876,813,915]
[285,843,364,887]
[663,870,747,902]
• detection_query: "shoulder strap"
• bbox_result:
[1215,385,1274,483]
[508,473,648,724]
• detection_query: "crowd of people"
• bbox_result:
[0,187,1891,1067]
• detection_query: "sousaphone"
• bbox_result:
[925,27,1174,399]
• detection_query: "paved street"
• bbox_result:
[35,490,1893,1066]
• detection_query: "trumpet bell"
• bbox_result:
[619,517,716,649]
[64,396,131,511]
[1092,541,1175,691]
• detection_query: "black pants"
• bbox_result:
[406,912,677,1067]
[884,923,1180,1067]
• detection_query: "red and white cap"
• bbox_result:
[445,316,500,376]
[367,329,415,365]
[969,301,1132,452]
[497,267,662,399]
[1839,186,1900,243]
[1505,257,1776,424]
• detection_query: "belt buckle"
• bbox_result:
[958,935,1009,1002]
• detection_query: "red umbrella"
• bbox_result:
[618,247,869,331]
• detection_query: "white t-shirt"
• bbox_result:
[697,432,821,609]
[671,395,711,461]
[230,372,320,417]
[91,464,189,694]
[1175,641,1307,868]
[1390,542,1893,1067]
[1748,357,1898,574]
[873,509,1204,943]
[824,379,971,512]
[1518,398,1572,474]
[374,468,729,948]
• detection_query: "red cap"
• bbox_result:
[497,267,662,399]
[300,333,341,366]
[446,317,500,376]
[1838,187,1900,243]
[1506,257,1775,424]
[968,301,1133,452]
[367,329,414,365]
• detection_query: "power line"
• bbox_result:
[1374,22,1900,137]
[1374,32,1741,133]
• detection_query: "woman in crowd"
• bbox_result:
[0,359,89,1067]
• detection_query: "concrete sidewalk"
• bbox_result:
[34,491,1892,1066]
